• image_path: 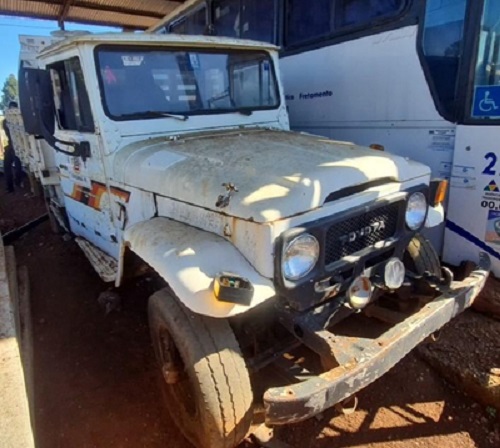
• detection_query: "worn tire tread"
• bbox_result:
[149,288,253,448]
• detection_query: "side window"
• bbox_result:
[338,0,404,27]
[285,0,405,47]
[286,0,333,46]
[471,0,500,119]
[421,0,467,120]
[213,0,277,44]
[170,7,207,35]
[50,58,94,132]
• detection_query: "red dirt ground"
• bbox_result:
[0,181,46,234]
[2,184,499,448]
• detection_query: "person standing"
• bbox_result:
[2,118,22,193]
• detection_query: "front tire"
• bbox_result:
[148,288,253,448]
[404,233,441,277]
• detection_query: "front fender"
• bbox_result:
[123,217,276,318]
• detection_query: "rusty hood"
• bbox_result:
[111,129,429,223]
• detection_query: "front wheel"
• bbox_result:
[148,288,253,448]
[404,233,441,277]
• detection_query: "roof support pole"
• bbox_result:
[58,0,74,30]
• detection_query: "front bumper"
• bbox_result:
[263,253,490,425]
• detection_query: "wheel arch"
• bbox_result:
[118,217,276,318]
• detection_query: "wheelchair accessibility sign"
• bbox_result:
[473,86,500,117]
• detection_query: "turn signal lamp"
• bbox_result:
[369,144,385,151]
[434,179,448,206]
[429,179,449,207]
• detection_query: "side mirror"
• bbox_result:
[19,67,54,136]
[18,66,90,160]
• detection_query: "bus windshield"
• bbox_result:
[96,46,280,120]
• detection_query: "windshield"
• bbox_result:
[96,46,280,120]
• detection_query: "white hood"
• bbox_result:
[112,129,429,223]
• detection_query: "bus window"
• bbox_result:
[421,0,467,121]
[213,0,276,43]
[285,0,405,47]
[471,0,500,119]
[339,0,404,27]
[286,0,333,46]
[241,0,276,43]
[214,0,239,38]
[170,6,207,35]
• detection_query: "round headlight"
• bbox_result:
[283,234,319,281]
[406,192,427,230]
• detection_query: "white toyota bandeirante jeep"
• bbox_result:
[15,32,488,448]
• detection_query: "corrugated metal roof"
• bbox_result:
[0,0,187,30]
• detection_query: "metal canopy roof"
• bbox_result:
[0,0,188,30]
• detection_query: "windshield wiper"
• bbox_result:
[234,109,253,116]
[135,109,254,120]
[135,111,189,121]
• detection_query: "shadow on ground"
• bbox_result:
[9,215,499,448]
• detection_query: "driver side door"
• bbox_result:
[50,57,119,258]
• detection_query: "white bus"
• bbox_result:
[150,0,500,277]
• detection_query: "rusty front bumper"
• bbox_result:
[263,253,490,425]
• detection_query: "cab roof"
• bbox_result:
[40,32,279,57]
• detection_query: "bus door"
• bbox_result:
[444,0,500,276]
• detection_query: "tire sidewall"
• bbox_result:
[404,233,441,277]
[149,298,213,447]
[149,292,251,448]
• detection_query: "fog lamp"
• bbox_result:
[347,276,373,310]
[384,258,405,290]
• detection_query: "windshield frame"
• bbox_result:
[94,44,281,122]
